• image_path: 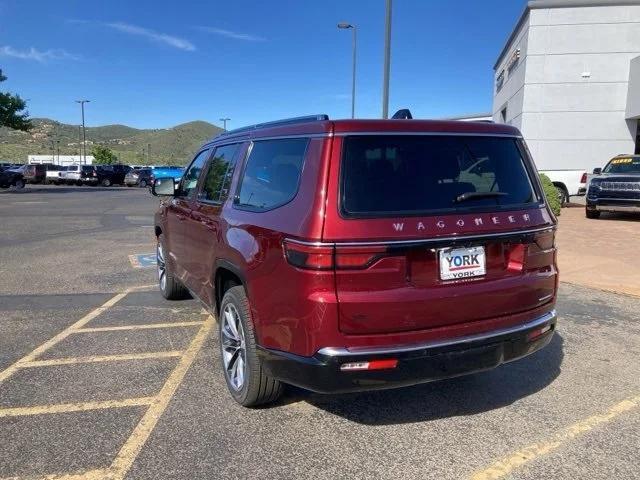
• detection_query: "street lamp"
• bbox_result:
[75,100,90,164]
[382,0,392,119]
[220,117,230,130]
[337,22,357,119]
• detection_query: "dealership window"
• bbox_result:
[500,107,508,123]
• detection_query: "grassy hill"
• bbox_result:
[0,118,224,165]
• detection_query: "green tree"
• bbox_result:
[0,69,31,131]
[92,145,118,165]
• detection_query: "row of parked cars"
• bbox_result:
[0,163,184,189]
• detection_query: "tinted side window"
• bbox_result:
[200,144,241,203]
[236,138,308,211]
[178,149,210,197]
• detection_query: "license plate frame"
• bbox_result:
[438,246,486,281]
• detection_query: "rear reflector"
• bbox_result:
[526,325,552,342]
[340,359,398,371]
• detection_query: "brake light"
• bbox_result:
[506,243,526,272]
[283,241,389,270]
[335,246,387,269]
[283,241,333,270]
[580,172,587,184]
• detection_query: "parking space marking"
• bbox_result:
[108,314,214,479]
[20,351,184,368]
[0,397,155,418]
[76,320,203,333]
[471,393,640,480]
[128,254,156,269]
[0,287,142,384]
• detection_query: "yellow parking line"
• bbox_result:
[19,351,184,368]
[471,394,640,480]
[75,321,204,333]
[0,289,133,384]
[0,397,155,418]
[107,315,214,479]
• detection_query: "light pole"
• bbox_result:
[337,23,357,119]
[220,117,230,131]
[56,140,60,164]
[76,100,90,164]
[382,0,392,119]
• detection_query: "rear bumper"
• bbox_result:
[258,310,557,394]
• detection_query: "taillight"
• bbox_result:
[283,241,333,270]
[580,172,587,184]
[340,359,398,371]
[506,229,556,273]
[506,243,526,272]
[283,240,389,270]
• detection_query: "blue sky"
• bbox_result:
[0,0,525,129]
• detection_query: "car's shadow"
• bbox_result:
[280,333,564,425]
[597,212,640,222]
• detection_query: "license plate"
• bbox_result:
[439,246,486,280]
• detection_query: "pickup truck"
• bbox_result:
[538,170,587,206]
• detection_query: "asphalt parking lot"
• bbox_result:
[0,185,638,480]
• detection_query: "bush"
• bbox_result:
[539,173,561,217]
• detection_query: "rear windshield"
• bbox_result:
[341,135,539,217]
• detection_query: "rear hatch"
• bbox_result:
[325,132,557,335]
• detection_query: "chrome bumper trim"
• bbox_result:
[595,205,640,213]
[317,310,557,357]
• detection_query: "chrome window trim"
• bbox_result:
[317,310,556,357]
[284,225,556,248]
[333,132,522,138]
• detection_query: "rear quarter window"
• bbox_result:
[235,138,309,211]
[340,135,539,217]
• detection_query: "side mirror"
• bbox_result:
[593,168,602,175]
[152,177,176,196]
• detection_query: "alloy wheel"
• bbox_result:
[157,242,167,292]
[221,303,246,391]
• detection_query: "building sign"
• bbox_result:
[496,70,505,92]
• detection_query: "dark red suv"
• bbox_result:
[153,114,558,407]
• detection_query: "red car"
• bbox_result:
[153,113,558,407]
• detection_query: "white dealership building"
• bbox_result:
[493,0,640,173]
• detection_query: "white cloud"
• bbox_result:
[0,46,80,62]
[195,26,265,42]
[106,22,196,51]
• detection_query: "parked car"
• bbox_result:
[538,169,587,206]
[23,164,48,184]
[96,164,132,186]
[151,112,558,407]
[45,165,67,185]
[62,165,98,185]
[124,168,153,187]
[151,166,184,182]
[586,154,640,218]
[0,165,25,189]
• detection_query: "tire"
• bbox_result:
[13,179,25,190]
[586,208,600,219]
[139,179,147,188]
[76,180,83,186]
[156,235,189,300]
[554,185,569,207]
[102,178,112,187]
[219,286,283,407]
[127,184,133,188]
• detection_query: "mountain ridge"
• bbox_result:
[0,118,224,165]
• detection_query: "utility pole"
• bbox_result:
[147,143,151,165]
[76,100,90,164]
[220,117,230,131]
[56,140,60,164]
[382,0,392,119]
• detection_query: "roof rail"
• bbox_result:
[216,114,329,138]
